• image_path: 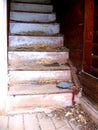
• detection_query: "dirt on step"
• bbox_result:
[46,104,98,130]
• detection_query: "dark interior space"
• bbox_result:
[51,0,98,107]
[51,0,84,72]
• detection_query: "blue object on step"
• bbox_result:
[56,82,74,89]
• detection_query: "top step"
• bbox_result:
[11,0,51,4]
[11,2,53,13]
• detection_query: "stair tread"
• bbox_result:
[10,11,56,23]
[8,83,73,95]
[8,63,70,71]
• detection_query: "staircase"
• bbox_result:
[7,0,80,114]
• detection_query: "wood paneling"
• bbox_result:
[83,0,94,73]
[79,72,98,103]
[62,0,84,71]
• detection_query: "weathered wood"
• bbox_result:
[65,24,84,49]
[92,43,98,55]
[11,2,53,13]
[92,67,98,77]
[8,51,69,70]
[8,70,72,86]
[12,0,51,4]
[69,49,83,71]
[83,0,94,73]
[7,93,73,114]
[10,11,56,23]
[10,22,60,35]
[9,115,24,130]
[93,31,98,43]
[92,55,98,68]
[79,72,98,103]
[9,35,64,49]
[37,113,56,130]
[24,114,40,130]
[0,0,8,115]
[80,97,98,125]
[8,83,72,95]
[64,1,84,25]
[62,1,84,72]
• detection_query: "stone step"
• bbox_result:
[7,93,73,114]
[9,35,64,49]
[8,70,72,86]
[8,83,73,95]
[10,22,60,35]
[10,11,56,23]
[8,50,69,69]
[11,2,53,13]
[11,0,51,4]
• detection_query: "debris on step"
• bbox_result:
[37,59,54,65]
[44,62,60,67]
[45,104,98,130]
[56,81,74,89]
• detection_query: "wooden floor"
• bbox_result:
[0,112,73,130]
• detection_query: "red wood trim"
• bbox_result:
[83,0,94,73]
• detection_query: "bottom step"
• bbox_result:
[6,93,73,114]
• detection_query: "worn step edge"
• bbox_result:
[11,0,51,5]
[8,47,69,51]
[6,93,73,114]
[8,83,73,95]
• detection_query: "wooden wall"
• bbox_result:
[64,0,84,72]
[92,1,98,77]
[52,0,84,72]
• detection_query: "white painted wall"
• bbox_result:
[0,0,8,114]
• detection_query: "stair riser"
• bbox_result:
[9,36,64,49]
[10,23,60,35]
[9,84,72,95]
[7,93,73,114]
[11,0,51,4]
[8,70,71,86]
[11,3,53,13]
[10,12,56,23]
[8,51,69,68]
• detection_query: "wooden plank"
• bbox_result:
[0,0,8,115]
[37,113,55,130]
[83,0,94,73]
[0,116,8,130]
[92,67,98,77]
[79,72,98,103]
[8,83,72,95]
[24,114,40,130]
[92,43,98,55]
[64,1,84,25]
[8,70,71,86]
[92,55,98,67]
[52,116,71,129]
[9,115,24,130]
[7,93,73,114]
